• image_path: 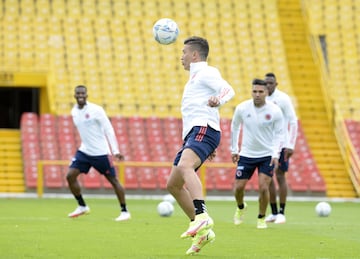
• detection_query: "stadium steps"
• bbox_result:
[277,0,355,198]
[0,129,25,193]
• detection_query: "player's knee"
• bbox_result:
[234,180,246,191]
[66,169,79,182]
[166,182,177,195]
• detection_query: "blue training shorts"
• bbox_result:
[278,148,289,172]
[235,156,274,179]
[69,150,117,177]
[173,126,220,171]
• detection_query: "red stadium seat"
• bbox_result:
[44,165,64,188]
[82,168,102,189]
[24,165,38,188]
[138,167,157,189]
[124,167,139,189]
[21,112,41,189]
[205,168,216,190]
[156,167,170,189]
[213,168,234,190]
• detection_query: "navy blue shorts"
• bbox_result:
[173,126,220,171]
[278,148,289,172]
[235,156,274,179]
[69,150,117,177]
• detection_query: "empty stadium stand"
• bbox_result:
[18,112,325,195]
[0,0,358,197]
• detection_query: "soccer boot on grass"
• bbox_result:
[185,229,215,255]
[180,212,214,239]
[68,206,90,218]
[265,214,277,223]
[257,218,268,229]
[274,213,286,224]
[115,211,131,222]
[233,202,247,225]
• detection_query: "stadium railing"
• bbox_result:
[335,109,360,196]
[36,160,235,198]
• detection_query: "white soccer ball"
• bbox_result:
[163,193,176,204]
[315,201,331,217]
[153,18,179,45]
[157,201,174,217]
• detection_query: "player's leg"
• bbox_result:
[167,150,198,221]
[257,156,274,228]
[258,173,272,217]
[233,156,254,225]
[66,167,83,198]
[274,150,289,223]
[274,168,287,223]
[233,178,248,225]
[171,126,219,255]
[169,148,214,239]
[66,152,91,218]
[277,167,287,212]
[265,178,278,222]
[104,174,131,221]
[96,156,130,221]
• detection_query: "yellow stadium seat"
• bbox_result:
[82,0,96,17]
[121,104,138,117]
[97,1,112,17]
[67,1,81,17]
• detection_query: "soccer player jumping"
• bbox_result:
[166,36,235,255]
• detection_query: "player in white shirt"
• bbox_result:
[166,36,235,255]
[264,73,298,224]
[66,85,131,221]
[230,79,284,229]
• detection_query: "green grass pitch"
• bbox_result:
[0,197,359,258]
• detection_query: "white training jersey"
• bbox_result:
[71,102,119,156]
[266,89,298,149]
[181,62,235,139]
[231,99,284,158]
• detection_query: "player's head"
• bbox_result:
[181,36,209,70]
[74,85,88,108]
[252,78,268,107]
[264,72,278,96]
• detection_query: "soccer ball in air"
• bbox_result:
[153,18,179,45]
[157,201,174,217]
[315,202,331,217]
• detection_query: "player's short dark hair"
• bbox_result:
[75,85,87,93]
[252,78,266,86]
[265,72,276,80]
[75,85,87,90]
[184,36,209,60]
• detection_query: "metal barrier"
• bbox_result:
[36,160,235,198]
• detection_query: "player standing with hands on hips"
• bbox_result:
[231,79,284,229]
[264,73,298,224]
[166,36,235,255]
[66,85,131,222]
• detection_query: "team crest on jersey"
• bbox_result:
[85,113,90,119]
[265,114,271,120]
